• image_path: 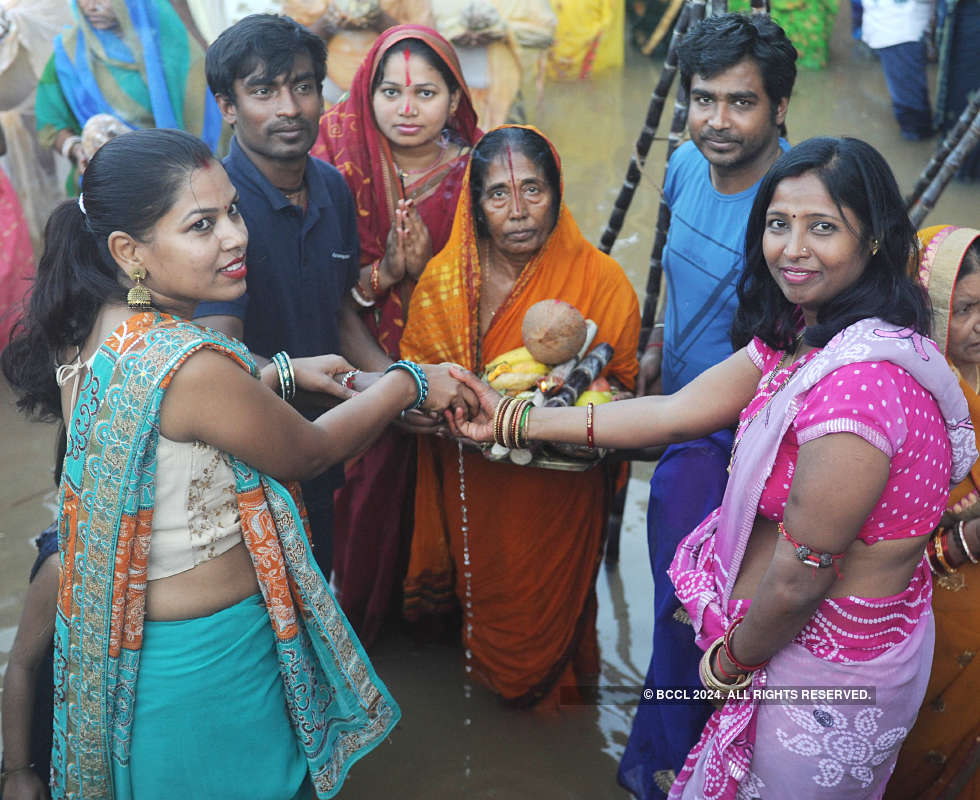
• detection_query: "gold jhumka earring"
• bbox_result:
[127,270,152,310]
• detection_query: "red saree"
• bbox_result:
[312,25,481,646]
[399,127,640,706]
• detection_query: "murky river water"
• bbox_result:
[1,6,977,797]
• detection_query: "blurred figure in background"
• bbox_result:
[0,121,34,347]
[861,0,935,140]
[728,0,838,68]
[0,0,72,252]
[934,0,979,180]
[35,0,225,193]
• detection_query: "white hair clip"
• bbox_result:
[78,193,87,217]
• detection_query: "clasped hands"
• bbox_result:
[284,355,504,439]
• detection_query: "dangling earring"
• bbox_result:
[127,269,152,310]
[871,239,880,256]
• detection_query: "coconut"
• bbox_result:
[522,300,587,365]
[82,114,129,160]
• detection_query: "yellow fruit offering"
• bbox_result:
[574,390,613,406]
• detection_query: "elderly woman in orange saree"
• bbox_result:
[887,225,980,800]
[311,24,481,645]
[399,125,640,707]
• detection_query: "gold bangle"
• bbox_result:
[934,530,958,575]
[493,396,513,447]
[699,636,752,694]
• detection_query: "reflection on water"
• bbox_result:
[0,6,977,796]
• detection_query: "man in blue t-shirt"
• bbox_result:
[620,15,798,800]
[195,16,393,579]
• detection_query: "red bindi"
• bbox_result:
[403,48,412,114]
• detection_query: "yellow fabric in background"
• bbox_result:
[547,0,623,80]
[593,0,624,73]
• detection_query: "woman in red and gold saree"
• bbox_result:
[399,125,640,707]
[312,24,480,645]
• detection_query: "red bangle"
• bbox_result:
[585,401,595,449]
[714,647,745,682]
[724,617,770,673]
[645,340,663,350]
[370,259,382,296]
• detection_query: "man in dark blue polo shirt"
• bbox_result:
[196,15,392,578]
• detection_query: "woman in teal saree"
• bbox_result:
[1,128,467,799]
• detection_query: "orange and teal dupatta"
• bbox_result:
[53,313,398,799]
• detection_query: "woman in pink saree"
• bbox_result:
[447,137,977,798]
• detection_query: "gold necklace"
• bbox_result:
[974,363,980,395]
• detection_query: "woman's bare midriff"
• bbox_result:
[145,541,260,621]
[730,515,928,601]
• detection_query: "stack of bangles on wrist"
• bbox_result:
[384,360,428,410]
[699,616,769,693]
[492,395,533,449]
[927,520,978,575]
[271,351,295,402]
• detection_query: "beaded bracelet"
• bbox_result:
[385,360,428,410]
[271,351,295,402]
[956,519,979,565]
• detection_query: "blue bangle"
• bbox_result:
[385,360,428,410]
[272,351,295,402]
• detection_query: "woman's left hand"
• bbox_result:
[292,354,358,401]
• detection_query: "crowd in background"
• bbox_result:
[0,2,978,800]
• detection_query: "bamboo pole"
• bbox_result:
[642,0,686,55]
[637,0,707,341]
[597,1,696,254]
[909,101,980,227]
[906,91,980,209]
